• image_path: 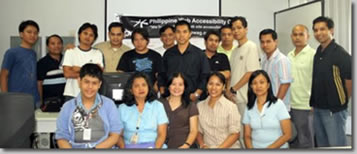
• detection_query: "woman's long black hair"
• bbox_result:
[247,70,277,110]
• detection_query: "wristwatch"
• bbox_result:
[194,92,200,98]
[230,87,237,94]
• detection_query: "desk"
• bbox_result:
[34,109,59,133]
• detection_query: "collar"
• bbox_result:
[263,48,280,61]
[204,95,228,106]
[289,44,312,57]
[46,53,63,62]
[75,93,101,113]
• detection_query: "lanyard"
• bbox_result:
[135,113,143,131]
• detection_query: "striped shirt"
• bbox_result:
[261,48,292,111]
[197,95,241,148]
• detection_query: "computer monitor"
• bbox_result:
[99,72,133,105]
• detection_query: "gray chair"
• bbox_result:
[0,92,35,148]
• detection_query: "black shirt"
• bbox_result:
[205,50,231,72]
[37,54,65,100]
[116,49,163,85]
[310,39,351,112]
[162,44,210,93]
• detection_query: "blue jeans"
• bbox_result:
[313,108,347,147]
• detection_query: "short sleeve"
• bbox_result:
[37,60,47,81]
[155,101,169,125]
[276,100,290,120]
[1,49,15,71]
[106,99,122,134]
[61,49,74,67]
[228,104,240,134]
[116,52,129,71]
[278,57,293,84]
[246,44,261,72]
[242,107,251,124]
[189,102,199,117]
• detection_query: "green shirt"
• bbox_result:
[287,45,315,110]
[217,44,236,60]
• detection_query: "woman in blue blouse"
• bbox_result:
[242,70,291,149]
[117,72,168,149]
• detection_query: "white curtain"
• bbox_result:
[324,0,352,55]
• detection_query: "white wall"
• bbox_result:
[0,0,104,68]
[221,0,288,51]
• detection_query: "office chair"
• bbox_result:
[0,92,35,148]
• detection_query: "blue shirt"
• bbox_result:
[1,46,40,106]
[261,48,292,110]
[118,100,168,146]
[242,99,290,148]
[55,94,122,148]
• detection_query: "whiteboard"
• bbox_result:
[274,0,323,55]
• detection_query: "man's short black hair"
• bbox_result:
[46,34,63,46]
[204,30,221,41]
[175,20,192,32]
[231,16,248,28]
[108,22,125,33]
[19,20,40,33]
[80,63,103,82]
[313,16,334,29]
[259,28,278,40]
[159,24,175,36]
[131,28,150,43]
[219,25,232,33]
[78,22,98,42]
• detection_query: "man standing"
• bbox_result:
[310,16,352,147]
[203,30,230,80]
[226,16,261,148]
[162,20,210,102]
[0,20,40,108]
[154,24,175,56]
[259,29,292,110]
[217,25,236,60]
[37,34,66,105]
[94,22,131,72]
[287,24,315,148]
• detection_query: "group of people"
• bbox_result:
[0,15,351,149]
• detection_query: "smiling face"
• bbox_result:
[250,74,270,97]
[131,77,149,100]
[207,75,224,98]
[79,75,102,100]
[160,28,175,48]
[108,27,124,47]
[313,21,333,45]
[47,36,63,56]
[169,76,185,97]
[175,25,191,46]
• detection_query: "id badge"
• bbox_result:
[130,133,139,144]
[83,128,92,141]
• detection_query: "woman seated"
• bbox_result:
[160,72,198,148]
[243,70,291,149]
[117,72,168,149]
[196,72,241,149]
[55,64,122,149]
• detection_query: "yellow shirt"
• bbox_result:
[94,41,131,72]
[287,45,316,110]
[217,44,237,60]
